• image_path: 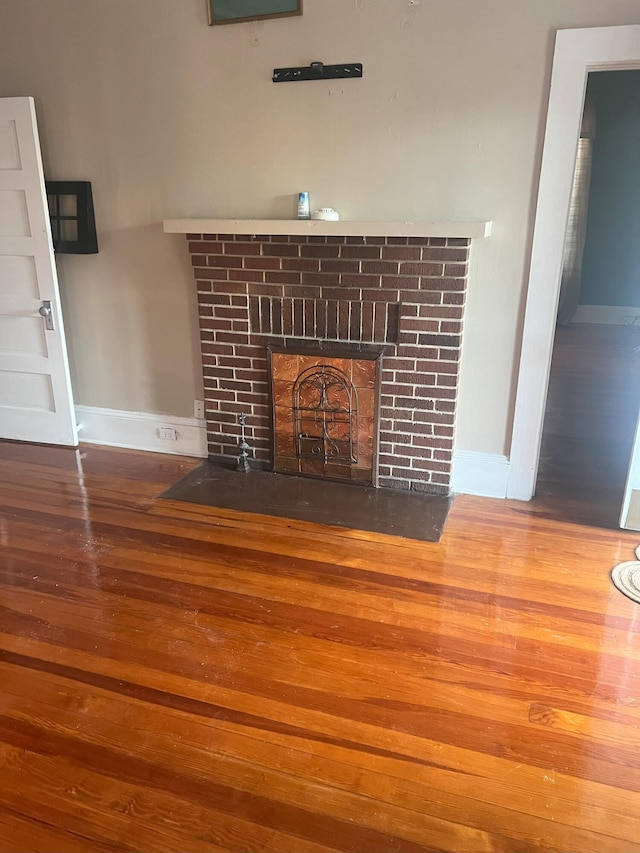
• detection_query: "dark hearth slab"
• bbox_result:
[161,463,451,542]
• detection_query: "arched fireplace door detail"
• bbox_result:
[292,365,358,465]
[269,350,381,486]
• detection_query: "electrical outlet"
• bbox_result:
[157,426,177,441]
[194,399,205,419]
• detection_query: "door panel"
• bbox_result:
[0,97,77,446]
[0,189,30,235]
[0,315,47,356]
[0,255,39,296]
[0,119,21,169]
[0,371,54,411]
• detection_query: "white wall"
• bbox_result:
[1,0,640,456]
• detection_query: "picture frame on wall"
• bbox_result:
[208,0,302,26]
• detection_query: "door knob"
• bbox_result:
[39,300,55,330]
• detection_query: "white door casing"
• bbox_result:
[0,97,77,446]
[507,25,640,501]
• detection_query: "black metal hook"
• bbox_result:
[272,61,363,83]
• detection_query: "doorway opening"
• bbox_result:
[508,25,640,505]
[536,70,640,527]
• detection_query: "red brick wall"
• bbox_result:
[187,232,470,495]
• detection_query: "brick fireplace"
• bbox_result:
[166,219,490,496]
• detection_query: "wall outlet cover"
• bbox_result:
[157,426,177,440]
[194,399,205,419]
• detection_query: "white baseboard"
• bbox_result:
[571,305,640,326]
[75,405,207,458]
[73,408,509,494]
[451,450,510,498]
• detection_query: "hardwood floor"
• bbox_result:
[1,440,640,852]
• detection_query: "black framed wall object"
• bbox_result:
[46,181,98,254]
[208,0,301,26]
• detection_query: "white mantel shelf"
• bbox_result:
[163,219,492,239]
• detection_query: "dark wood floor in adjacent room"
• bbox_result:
[537,321,640,529]
[1,438,640,852]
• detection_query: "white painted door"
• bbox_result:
[0,97,77,446]
[620,415,640,530]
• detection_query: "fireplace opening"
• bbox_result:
[269,349,381,486]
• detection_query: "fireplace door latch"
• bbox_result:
[273,61,363,83]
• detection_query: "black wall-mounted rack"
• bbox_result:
[273,61,362,83]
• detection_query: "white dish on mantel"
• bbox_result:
[311,208,340,221]
[163,219,493,239]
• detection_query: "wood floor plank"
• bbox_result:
[0,744,338,853]
[1,659,638,849]
[2,440,640,851]
[2,619,640,830]
[2,557,640,749]
[0,809,121,853]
